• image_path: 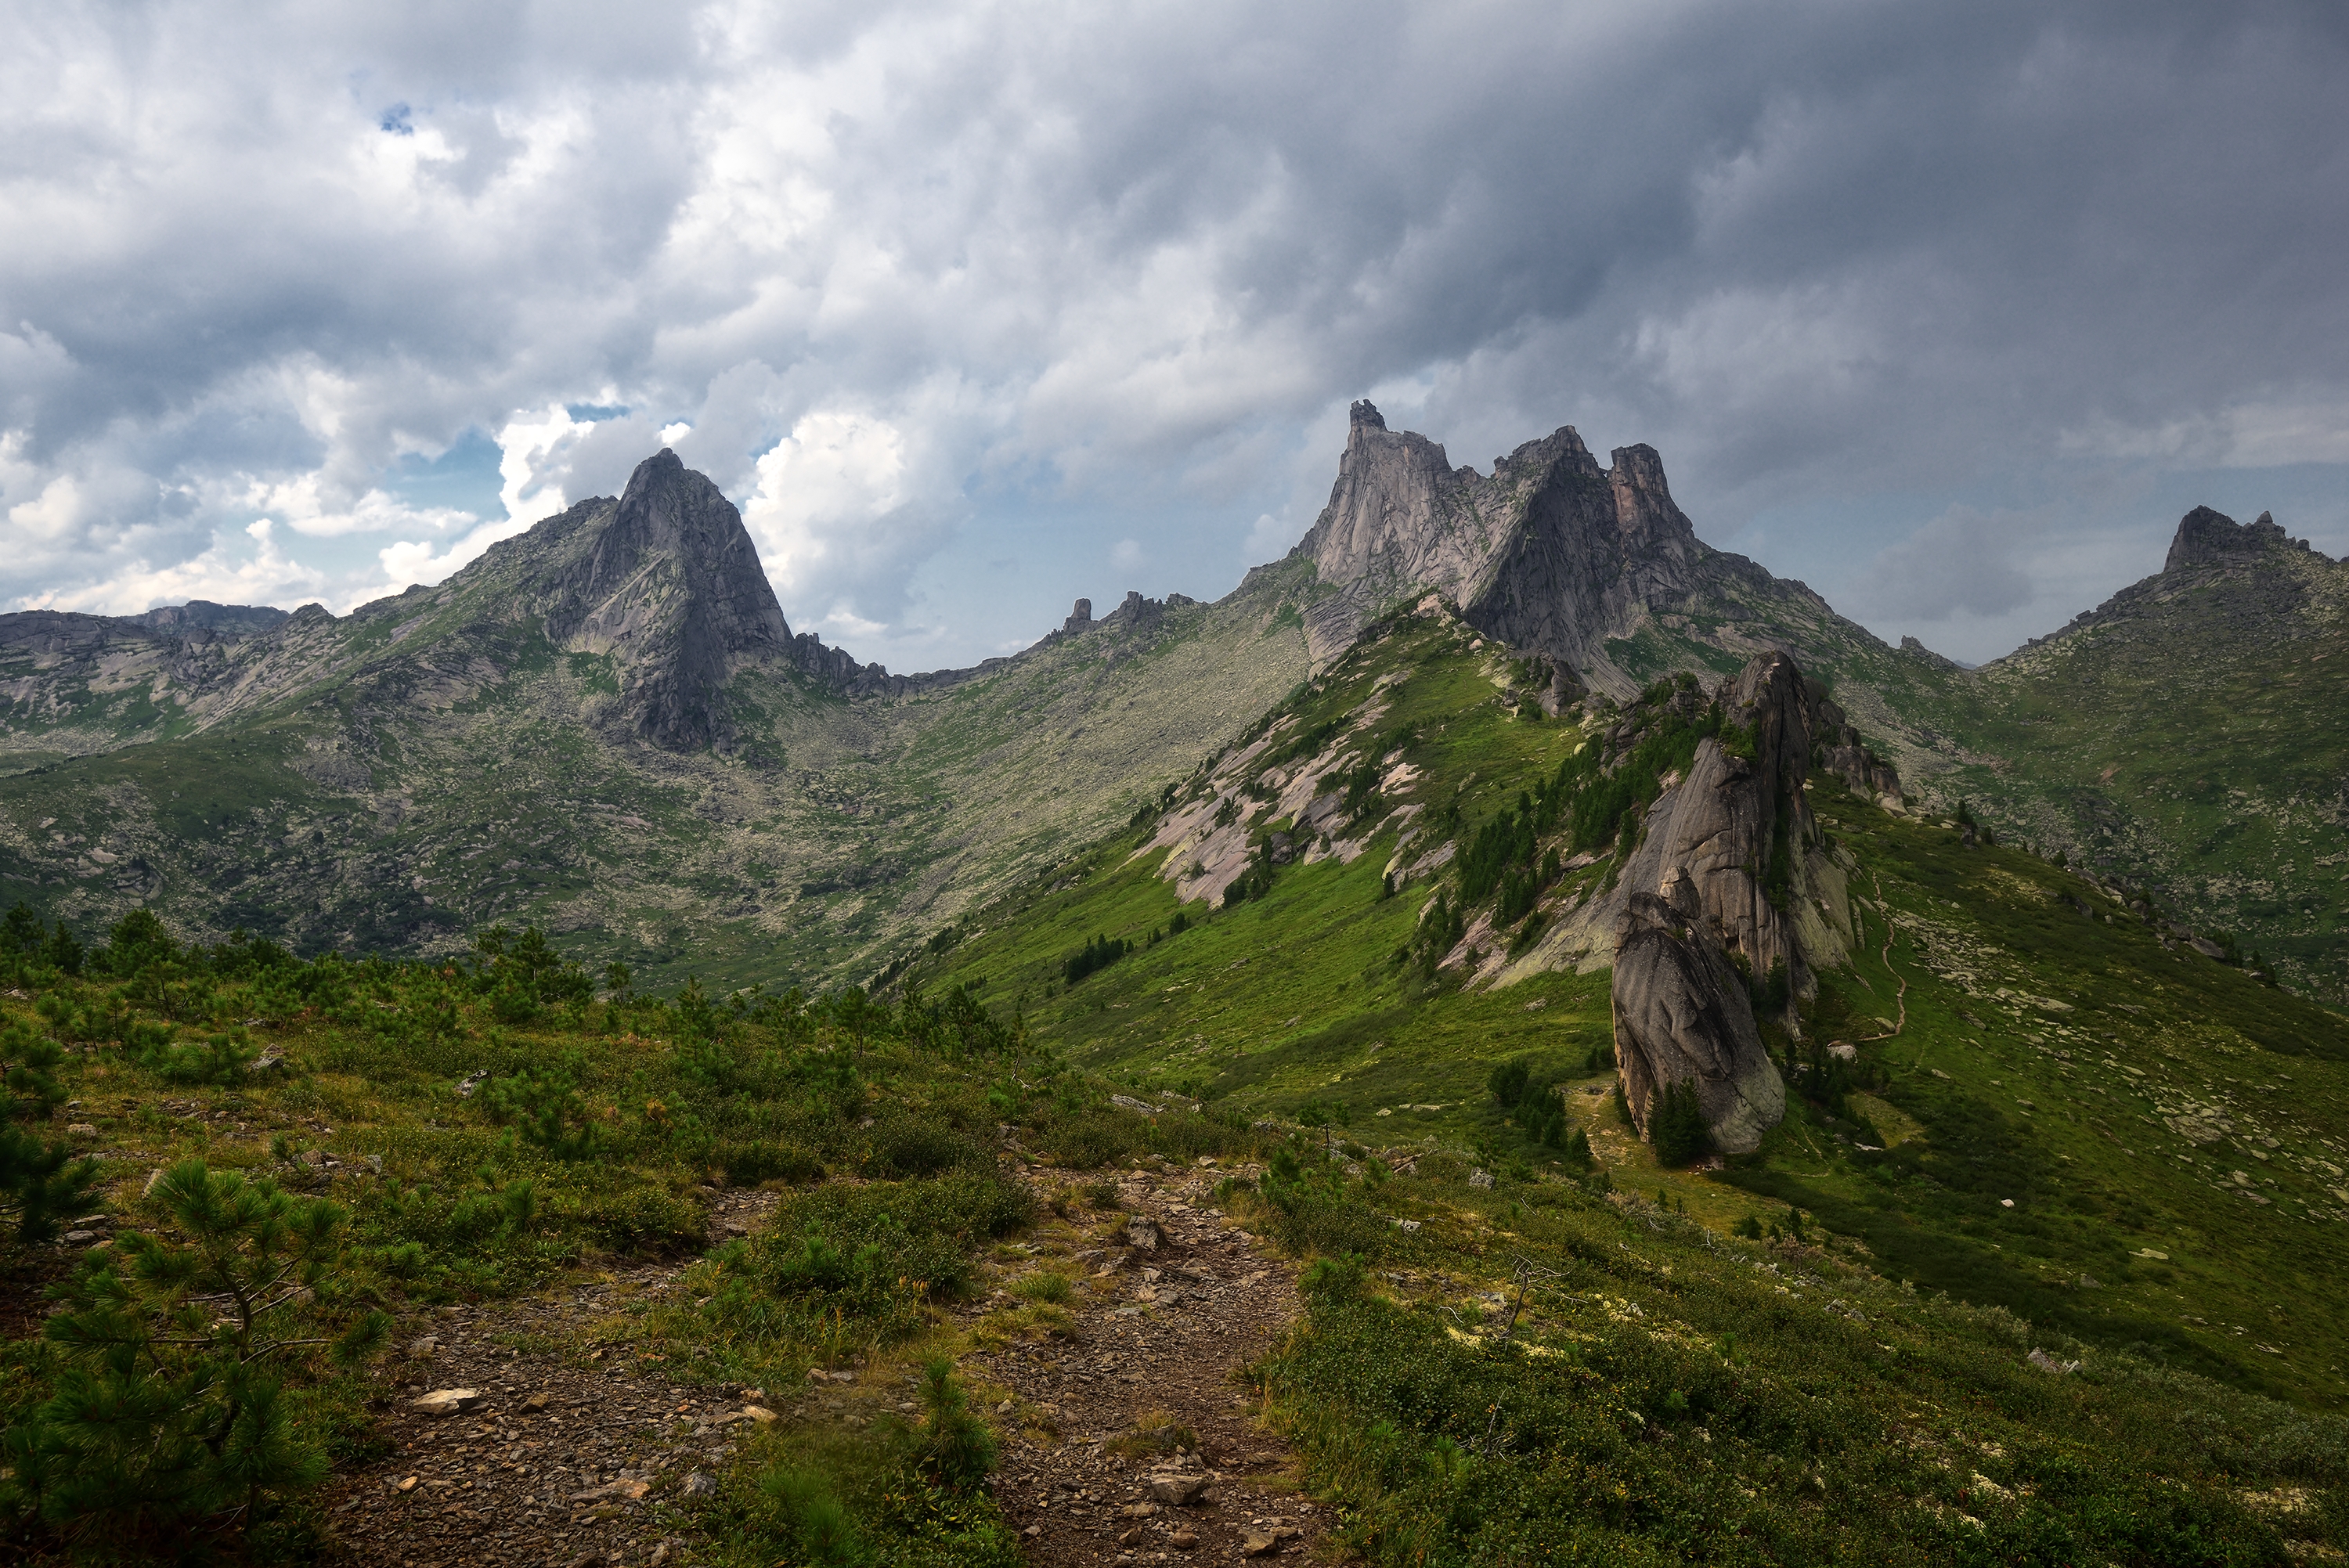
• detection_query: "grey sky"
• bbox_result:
[3,0,2344,669]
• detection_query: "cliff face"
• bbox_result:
[1597,651,1866,1154]
[1294,402,1832,697]
[512,451,792,751]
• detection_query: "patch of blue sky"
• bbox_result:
[380,427,504,523]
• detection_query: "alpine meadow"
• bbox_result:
[3,401,2345,1568]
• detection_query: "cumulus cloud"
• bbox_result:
[2,1,2347,664]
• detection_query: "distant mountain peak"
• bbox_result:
[494,449,795,751]
[2163,505,2321,574]
[1295,402,1801,693]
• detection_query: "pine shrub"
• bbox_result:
[1,1019,100,1244]
[1,1160,389,1548]
[1650,1080,1712,1166]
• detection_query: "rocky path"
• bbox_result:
[964,1164,1327,1566]
[322,1166,1327,1568]
[323,1185,785,1568]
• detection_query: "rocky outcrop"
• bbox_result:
[131,600,292,637]
[1607,653,1829,1002]
[2016,505,2335,657]
[523,450,794,750]
[1292,402,1843,697]
[1065,599,1094,633]
[1611,882,1784,1155]
[2164,506,2315,572]
[1813,694,1903,803]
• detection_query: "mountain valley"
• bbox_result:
[4,403,2347,1565]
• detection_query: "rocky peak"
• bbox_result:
[512,449,793,751]
[2163,506,2312,573]
[1294,402,1721,691]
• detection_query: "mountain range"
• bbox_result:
[2,404,2340,998]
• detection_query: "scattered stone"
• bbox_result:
[720,1405,778,1425]
[411,1387,484,1416]
[1146,1471,1209,1505]
[1467,1169,1495,1190]
[1170,1528,1198,1548]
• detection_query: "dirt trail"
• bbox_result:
[965,1164,1326,1566]
[323,1168,1327,1568]
[323,1186,784,1568]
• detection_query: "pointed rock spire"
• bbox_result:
[535,449,793,751]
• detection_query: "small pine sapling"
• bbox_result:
[1,1020,101,1245]
[2,1160,391,1546]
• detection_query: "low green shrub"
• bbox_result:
[1,1020,99,1244]
[1,1161,389,1553]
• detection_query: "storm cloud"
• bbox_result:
[3,0,2345,668]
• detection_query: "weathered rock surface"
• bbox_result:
[1596,652,1857,1003]
[1291,401,1846,697]
[519,449,882,747]
[1611,888,1784,1154]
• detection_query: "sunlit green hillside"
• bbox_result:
[922,608,2349,1411]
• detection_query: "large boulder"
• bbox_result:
[1609,652,1818,1002]
[1611,884,1784,1155]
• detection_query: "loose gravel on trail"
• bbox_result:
[962,1166,1327,1566]
[322,1166,1324,1568]
[323,1187,784,1568]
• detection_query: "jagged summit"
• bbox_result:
[2164,506,2326,573]
[1294,401,1824,694]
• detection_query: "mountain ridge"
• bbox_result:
[2,413,2339,998]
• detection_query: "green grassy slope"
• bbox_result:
[5,813,2346,1561]
[0,565,1316,996]
[918,610,2349,1411]
[1878,548,2349,1001]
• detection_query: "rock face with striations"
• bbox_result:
[1579,650,1893,1153]
[1611,879,1784,1155]
[524,450,795,751]
[1601,652,1856,1004]
[1290,401,1842,697]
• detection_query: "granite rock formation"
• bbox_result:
[1291,401,1845,697]
[1611,880,1784,1155]
[521,450,796,750]
[1590,652,1860,1007]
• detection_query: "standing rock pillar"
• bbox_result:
[1611,877,1785,1155]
